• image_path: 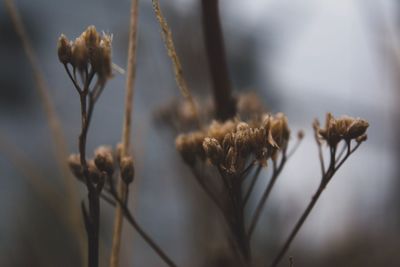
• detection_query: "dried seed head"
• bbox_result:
[202,137,224,165]
[82,25,100,50]
[57,34,72,64]
[175,132,204,165]
[67,154,83,180]
[318,113,369,146]
[96,34,112,82]
[236,122,249,132]
[71,36,89,70]
[356,134,368,143]
[268,113,290,149]
[58,26,113,84]
[94,145,114,176]
[346,118,369,139]
[120,156,134,184]
[225,147,237,173]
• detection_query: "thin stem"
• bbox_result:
[243,165,262,206]
[110,190,178,267]
[201,0,236,120]
[248,155,286,239]
[313,125,325,175]
[110,0,139,266]
[269,141,362,267]
[269,182,326,267]
[152,0,199,124]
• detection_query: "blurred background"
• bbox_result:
[1,0,399,266]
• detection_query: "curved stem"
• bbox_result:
[110,191,178,267]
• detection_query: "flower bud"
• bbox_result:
[94,146,114,176]
[57,34,71,64]
[120,156,134,185]
[71,37,89,70]
[346,119,369,139]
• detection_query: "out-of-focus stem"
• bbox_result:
[201,0,236,121]
[110,0,139,266]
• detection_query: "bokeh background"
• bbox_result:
[1,0,399,266]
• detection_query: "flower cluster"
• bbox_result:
[315,113,369,146]
[68,145,134,189]
[176,113,290,174]
[57,25,112,83]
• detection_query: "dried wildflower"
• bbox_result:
[120,156,135,184]
[269,113,290,149]
[58,26,113,83]
[71,36,89,71]
[176,132,205,165]
[57,34,71,64]
[94,146,114,176]
[318,113,369,146]
[203,137,224,165]
[175,112,291,172]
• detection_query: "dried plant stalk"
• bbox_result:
[152,0,199,123]
[4,0,85,262]
[110,0,139,266]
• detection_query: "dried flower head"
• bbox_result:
[120,156,135,185]
[175,112,291,173]
[94,145,114,176]
[57,34,71,64]
[58,26,113,82]
[202,137,224,165]
[317,113,369,146]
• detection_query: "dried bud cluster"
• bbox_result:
[68,144,135,186]
[57,26,113,82]
[316,113,369,146]
[176,113,290,173]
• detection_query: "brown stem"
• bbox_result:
[248,156,286,239]
[110,190,178,267]
[269,141,363,267]
[201,0,236,120]
[243,165,262,206]
[77,70,100,267]
[110,0,139,266]
[269,182,326,267]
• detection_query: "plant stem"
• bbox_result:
[110,190,178,267]
[248,156,286,239]
[201,0,236,120]
[78,71,100,267]
[110,0,139,266]
[243,165,262,206]
[269,182,325,267]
